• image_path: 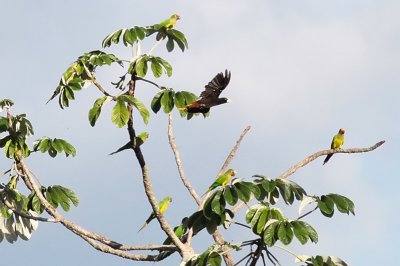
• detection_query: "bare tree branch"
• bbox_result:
[277,140,385,180]
[167,114,201,205]
[218,126,251,176]
[212,126,251,266]
[80,234,166,261]
[232,140,385,215]
[117,244,178,251]
[15,160,176,261]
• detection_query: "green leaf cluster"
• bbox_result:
[102,23,188,53]
[0,99,14,111]
[151,89,198,117]
[317,194,355,217]
[245,203,318,246]
[102,27,147,48]
[185,244,223,266]
[130,55,172,78]
[253,176,307,205]
[302,255,348,266]
[27,185,79,213]
[0,114,34,159]
[33,137,76,157]
[0,134,30,159]
[0,187,39,243]
[88,96,109,126]
[48,50,121,109]
[111,95,149,128]
[149,27,188,52]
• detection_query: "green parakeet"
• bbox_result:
[159,14,180,29]
[138,196,172,232]
[323,128,345,165]
[202,169,236,196]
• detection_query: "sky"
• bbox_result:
[1,1,399,265]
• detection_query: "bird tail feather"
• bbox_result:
[323,154,333,165]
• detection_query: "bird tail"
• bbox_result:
[138,222,148,232]
[138,214,155,232]
[323,154,333,165]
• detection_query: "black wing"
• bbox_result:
[200,70,231,99]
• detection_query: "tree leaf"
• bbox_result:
[56,139,76,157]
[151,90,163,113]
[223,186,238,206]
[161,90,175,113]
[135,55,148,77]
[318,195,335,217]
[150,58,163,78]
[233,182,251,203]
[211,190,225,215]
[157,57,173,77]
[166,37,174,52]
[263,220,279,246]
[329,194,355,215]
[299,196,317,216]
[256,208,269,235]
[112,99,129,128]
[291,220,308,244]
[277,221,293,245]
[88,96,108,127]
[119,95,150,125]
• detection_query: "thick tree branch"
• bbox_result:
[277,140,385,180]
[167,114,201,205]
[16,160,176,260]
[79,234,166,261]
[117,244,178,251]
[126,76,193,261]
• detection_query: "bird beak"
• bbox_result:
[226,99,232,103]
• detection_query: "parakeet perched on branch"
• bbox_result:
[202,169,236,197]
[179,70,231,114]
[323,128,345,165]
[159,14,180,28]
[138,196,172,232]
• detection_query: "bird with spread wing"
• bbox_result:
[179,70,231,114]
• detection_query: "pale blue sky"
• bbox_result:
[1,1,399,265]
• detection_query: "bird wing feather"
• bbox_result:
[200,70,231,99]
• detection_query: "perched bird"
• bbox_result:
[138,196,172,232]
[159,14,180,29]
[179,70,231,114]
[323,128,345,165]
[202,169,236,197]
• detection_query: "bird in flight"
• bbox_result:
[323,128,345,165]
[179,70,231,114]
